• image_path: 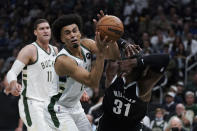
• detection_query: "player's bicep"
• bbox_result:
[17,45,35,65]
[55,55,90,84]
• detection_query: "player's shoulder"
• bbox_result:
[50,45,58,54]
[20,43,37,53]
[56,49,74,63]
[81,38,95,44]
[80,38,95,51]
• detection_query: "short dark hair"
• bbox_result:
[33,19,49,30]
[52,14,83,43]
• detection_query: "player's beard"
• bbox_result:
[72,44,79,48]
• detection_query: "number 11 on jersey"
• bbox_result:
[47,71,52,82]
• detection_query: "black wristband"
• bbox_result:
[117,38,127,49]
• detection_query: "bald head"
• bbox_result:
[176,103,185,109]
[170,117,182,129]
[176,103,185,116]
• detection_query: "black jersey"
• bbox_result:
[98,76,148,131]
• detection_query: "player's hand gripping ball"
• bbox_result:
[96,15,124,42]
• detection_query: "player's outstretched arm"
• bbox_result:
[6,45,36,96]
[137,54,170,102]
[137,67,163,102]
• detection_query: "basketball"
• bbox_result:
[96,15,124,42]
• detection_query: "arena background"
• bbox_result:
[0,0,196,131]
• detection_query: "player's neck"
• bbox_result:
[36,40,50,51]
[67,46,83,59]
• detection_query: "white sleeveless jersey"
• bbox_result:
[21,42,57,102]
[53,45,92,108]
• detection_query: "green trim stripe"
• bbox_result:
[80,44,91,52]
[21,79,32,126]
[81,49,86,62]
[59,86,64,90]
[23,74,27,77]
[35,42,51,55]
[48,93,63,128]
[56,54,78,66]
[63,45,85,61]
[28,44,38,65]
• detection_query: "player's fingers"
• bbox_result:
[103,36,108,44]
[125,49,131,57]
[131,45,139,54]
[135,44,142,51]
[126,45,134,56]
[12,90,20,96]
[82,97,85,101]
[16,85,21,92]
[4,88,10,95]
[95,32,99,41]
[85,96,89,101]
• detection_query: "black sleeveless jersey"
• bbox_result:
[98,76,148,131]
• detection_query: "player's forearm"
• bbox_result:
[138,69,163,102]
[137,54,170,73]
[6,60,25,84]
[88,54,104,88]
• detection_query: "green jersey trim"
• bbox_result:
[35,42,51,55]
[21,79,32,126]
[55,54,78,66]
[63,45,86,62]
[28,44,38,66]
[80,44,91,53]
[48,93,63,128]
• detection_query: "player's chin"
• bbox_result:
[43,36,50,40]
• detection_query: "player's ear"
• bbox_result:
[34,30,37,36]
[60,30,65,43]
[79,32,81,39]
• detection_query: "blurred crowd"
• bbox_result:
[0,0,197,130]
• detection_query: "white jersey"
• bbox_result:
[21,42,57,101]
[51,45,92,108]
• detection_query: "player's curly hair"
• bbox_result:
[52,14,83,43]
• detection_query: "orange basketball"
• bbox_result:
[96,15,124,42]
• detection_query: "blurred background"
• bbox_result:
[0,0,196,131]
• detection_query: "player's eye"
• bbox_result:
[73,28,77,33]
[64,31,70,35]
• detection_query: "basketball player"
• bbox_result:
[6,19,58,131]
[97,46,170,131]
[44,14,120,131]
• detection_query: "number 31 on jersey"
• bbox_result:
[113,99,131,117]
